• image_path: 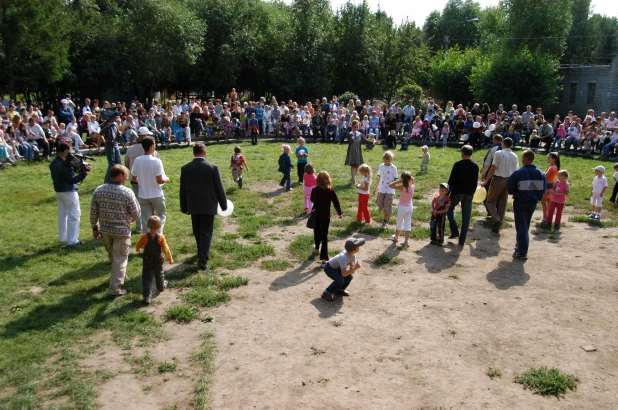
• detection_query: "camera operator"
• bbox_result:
[101,101,122,183]
[49,142,90,246]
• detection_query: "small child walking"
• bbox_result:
[388,171,415,247]
[589,165,608,219]
[321,238,365,302]
[372,151,398,228]
[419,145,430,174]
[430,183,451,245]
[231,146,249,188]
[295,137,309,184]
[355,164,372,224]
[546,170,570,230]
[609,163,618,203]
[135,216,174,305]
[441,122,450,147]
[303,163,317,214]
[249,113,259,145]
[278,144,294,192]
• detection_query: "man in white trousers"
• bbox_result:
[49,142,90,246]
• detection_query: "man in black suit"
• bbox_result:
[446,144,479,246]
[180,143,227,270]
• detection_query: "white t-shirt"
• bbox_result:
[357,176,370,195]
[492,148,519,178]
[377,163,398,194]
[327,250,357,270]
[131,154,165,199]
[613,171,618,183]
[606,118,617,130]
[592,175,608,193]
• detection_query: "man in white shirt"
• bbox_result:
[130,135,169,233]
[82,98,92,117]
[482,137,519,232]
[26,116,51,159]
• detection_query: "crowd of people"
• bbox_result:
[2,92,617,168]
[3,90,617,303]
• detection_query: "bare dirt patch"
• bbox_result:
[207,209,618,409]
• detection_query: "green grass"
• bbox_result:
[165,305,200,323]
[158,360,178,373]
[126,352,155,376]
[182,288,230,308]
[191,332,215,409]
[569,215,618,228]
[373,254,403,266]
[514,366,579,397]
[487,367,502,379]
[0,141,611,408]
[260,259,294,271]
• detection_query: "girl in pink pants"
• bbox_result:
[303,163,317,214]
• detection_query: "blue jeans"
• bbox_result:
[564,137,578,153]
[19,143,34,161]
[549,136,563,151]
[104,145,122,183]
[280,172,291,190]
[324,263,353,295]
[513,200,537,256]
[447,193,473,243]
[602,142,616,156]
[512,131,520,146]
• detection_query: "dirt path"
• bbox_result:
[208,212,618,409]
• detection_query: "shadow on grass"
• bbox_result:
[0,241,106,271]
[486,260,530,290]
[415,242,461,273]
[269,260,320,291]
[310,296,344,319]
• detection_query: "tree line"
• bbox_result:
[0,0,616,110]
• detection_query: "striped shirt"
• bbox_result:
[90,182,140,236]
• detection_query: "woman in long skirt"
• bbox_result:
[345,120,369,185]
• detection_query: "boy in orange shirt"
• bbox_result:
[136,216,174,305]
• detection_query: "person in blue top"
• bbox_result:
[49,142,90,246]
[58,99,74,124]
[255,103,264,135]
[507,149,546,260]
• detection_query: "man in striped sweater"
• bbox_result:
[91,164,141,297]
[507,150,546,260]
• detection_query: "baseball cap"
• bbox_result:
[594,166,605,173]
[344,238,366,252]
[138,126,153,136]
[440,182,450,190]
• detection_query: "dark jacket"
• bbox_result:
[49,156,87,192]
[278,152,293,173]
[180,157,227,215]
[310,186,342,221]
[507,164,546,202]
[448,159,479,196]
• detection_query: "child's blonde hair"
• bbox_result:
[316,171,332,189]
[383,151,394,160]
[304,162,315,174]
[297,137,305,145]
[147,215,162,230]
[558,169,569,179]
[401,171,413,192]
[358,163,372,181]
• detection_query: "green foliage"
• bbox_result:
[487,367,502,379]
[373,254,403,266]
[399,83,426,110]
[430,47,481,105]
[338,91,359,104]
[158,360,178,373]
[469,47,561,109]
[182,288,230,308]
[514,366,579,397]
[423,0,482,51]
[165,305,200,323]
[260,259,294,271]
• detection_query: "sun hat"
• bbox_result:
[440,182,450,190]
[138,126,153,136]
[594,166,605,173]
[344,238,366,252]
[422,145,428,150]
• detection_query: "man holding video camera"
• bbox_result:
[49,142,90,246]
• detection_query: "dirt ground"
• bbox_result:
[86,198,618,409]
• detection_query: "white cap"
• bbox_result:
[61,99,68,104]
[138,126,153,136]
[594,166,605,173]
[422,145,428,150]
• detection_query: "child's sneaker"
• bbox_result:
[163,280,168,290]
[321,291,335,302]
[588,213,596,218]
[596,214,601,220]
[402,240,409,247]
[391,234,398,243]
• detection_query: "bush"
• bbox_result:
[514,366,579,397]
[399,83,426,109]
[338,91,359,104]
[165,305,199,323]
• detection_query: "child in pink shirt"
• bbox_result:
[546,170,570,230]
[303,163,317,214]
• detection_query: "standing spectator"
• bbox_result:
[507,150,546,259]
[482,137,519,233]
[447,145,479,245]
[310,171,343,264]
[180,143,227,270]
[58,99,74,124]
[125,128,161,233]
[91,165,141,297]
[101,103,122,183]
[49,142,89,246]
[130,136,169,234]
[480,135,503,215]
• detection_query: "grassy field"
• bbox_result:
[0,139,615,409]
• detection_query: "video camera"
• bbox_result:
[65,152,94,175]
[101,107,123,122]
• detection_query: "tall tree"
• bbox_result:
[423,0,482,52]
